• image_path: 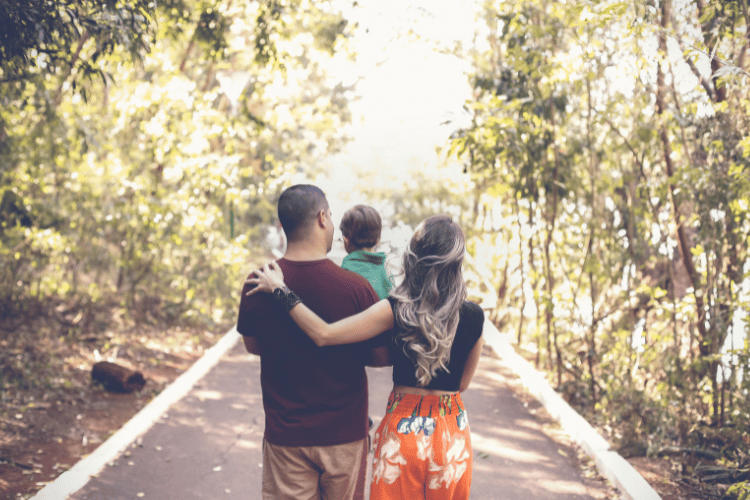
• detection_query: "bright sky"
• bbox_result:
[296,0,479,218]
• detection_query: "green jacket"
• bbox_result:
[341,250,394,300]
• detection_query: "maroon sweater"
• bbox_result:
[237,258,381,446]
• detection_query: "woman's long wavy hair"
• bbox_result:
[391,215,467,386]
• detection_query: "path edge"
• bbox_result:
[482,318,662,500]
[30,327,241,500]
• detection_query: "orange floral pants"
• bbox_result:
[370,391,472,500]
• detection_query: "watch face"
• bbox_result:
[273,287,282,300]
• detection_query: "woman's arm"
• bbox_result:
[459,335,483,392]
[246,262,395,346]
[289,299,394,346]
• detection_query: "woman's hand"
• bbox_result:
[245,262,286,296]
[243,261,395,347]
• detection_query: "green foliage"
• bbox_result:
[726,482,750,500]
[0,0,355,330]
[0,0,156,90]
[446,0,750,470]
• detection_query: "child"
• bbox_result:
[339,205,394,300]
[340,204,394,448]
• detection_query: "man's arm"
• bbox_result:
[243,335,262,355]
[366,345,390,367]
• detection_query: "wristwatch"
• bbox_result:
[273,286,301,312]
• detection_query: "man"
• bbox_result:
[237,184,389,500]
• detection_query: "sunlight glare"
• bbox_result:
[318,0,479,201]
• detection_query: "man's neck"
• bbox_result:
[284,240,328,262]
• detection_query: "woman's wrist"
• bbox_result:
[272,285,301,312]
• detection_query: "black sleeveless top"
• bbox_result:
[388,297,484,392]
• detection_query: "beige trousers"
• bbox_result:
[262,437,368,500]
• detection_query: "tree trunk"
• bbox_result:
[53,32,91,108]
[584,75,599,403]
[546,95,562,386]
[527,203,542,368]
[515,194,526,345]
[655,0,711,387]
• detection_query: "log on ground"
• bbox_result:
[91,361,146,393]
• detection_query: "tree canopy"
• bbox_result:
[1,0,354,327]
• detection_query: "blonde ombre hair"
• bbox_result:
[390,215,467,386]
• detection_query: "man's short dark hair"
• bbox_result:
[277,184,329,241]
[339,205,381,249]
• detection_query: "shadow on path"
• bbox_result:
[72,344,264,500]
[71,341,605,499]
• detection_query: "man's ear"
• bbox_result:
[317,210,328,228]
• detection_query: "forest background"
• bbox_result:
[1,0,749,498]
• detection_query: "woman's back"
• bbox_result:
[388,298,484,392]
[371,298,483,499]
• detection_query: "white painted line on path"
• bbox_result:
[31,327,241,500]
[481,318,662,500]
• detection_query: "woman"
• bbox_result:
[246,215,484,500]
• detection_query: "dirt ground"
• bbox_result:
[0,313,227,500]
[0,315,729,500]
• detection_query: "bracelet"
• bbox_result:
[273,286,302,312]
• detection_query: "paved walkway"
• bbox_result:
[31,235,663,500]
[56,337,603,500]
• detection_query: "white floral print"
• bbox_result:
[372,430,407,485]
[416,431,433,461]
[427,429,471,490]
